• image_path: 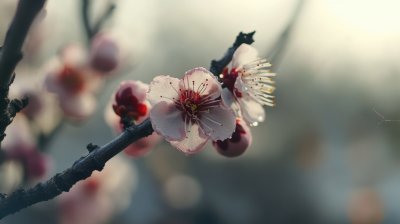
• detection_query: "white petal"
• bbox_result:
[169,123,208,154]
[221,88,234,107]
[147,75,180,105]
[150,101,185,141]
[237,94,265,126]
[180,67,221,98]
[232,44,258,69]
[198,105,236,141]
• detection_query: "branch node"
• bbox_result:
[86,143,99,152]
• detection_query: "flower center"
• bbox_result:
[220,67,242,98]
[57,65,85,95]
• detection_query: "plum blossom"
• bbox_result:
[105,81,161,157]
[147,67,236,154]
[212,118,252,157]
[220,44,276,126]
[45,44,100,120]
[58,156,137,224]
[2,116,50,182]
[89,33,120,73]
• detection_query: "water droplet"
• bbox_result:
[251,122,258,127]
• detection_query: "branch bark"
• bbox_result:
[0,119,153,219]
[210,31,255,76]
[0,0,46,145]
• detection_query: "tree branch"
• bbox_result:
[81,0,116,42]
[0,119,153,219]
[0,0,46,146]
[0,30,248,219]
[210,31,255,76]
[267,0,305,67]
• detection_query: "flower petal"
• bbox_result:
[147,75,180,105]
[232,44,258,69]
[198,104,236,141]
[117,80,148,103]
[124,132,161,157]
[237,94,265,126]
[60,94,96,121]
[169,123,208,154]
[180,67,221,98]
[150,101,185,141]
[221,87,234,107]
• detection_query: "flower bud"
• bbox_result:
[90,34,119,73]
[212,119,252,157]
[112,81,148,121]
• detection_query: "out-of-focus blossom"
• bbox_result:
[106,81,161,157]
[348,188,384,224]
[58,156,137,224]
[220,44,275,126]
[147,67,236,154]
[2,116,50,181]
[212,118,252,157]
[45,44,100,121]
[163,174,202,209]
[90,33,120,74]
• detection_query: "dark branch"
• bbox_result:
[209,31,255,76]
[0,31,250,219]
[267,0,305,67]
[92,3,116,35]
[0,119,153,219]
[81,0,116,42]
[81,0,94,41]
[0,0,46,145]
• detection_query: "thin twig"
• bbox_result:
[81,0,116,42]
[267,0,305,67]
[210,31,255,76]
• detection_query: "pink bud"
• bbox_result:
[212,119,252,157]
[90,34,119,73]
[112,81,148,121]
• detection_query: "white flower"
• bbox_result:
[220,44,275,126]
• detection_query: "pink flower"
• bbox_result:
[2,116,50,181]
[212,118,252,157]
[147,67,236,154]
[45,44,100,121]
[58,156,136,224]
[220,44,276,126]
[105,81,161,157]
[89,33,120,73]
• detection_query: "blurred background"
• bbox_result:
[1,0,400,223]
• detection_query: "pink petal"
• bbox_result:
[232,44,258,69]
[237,94,265,125]
[124,132,161,157]
[180,67,221,98]
[150,101,185,141]
[198,104,236,141]
[147,75,180,104]
[169,123,208,154]
[117,80,149,103]
[60,94,96,121]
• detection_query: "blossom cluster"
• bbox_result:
[108,44,275,157]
